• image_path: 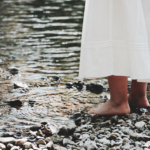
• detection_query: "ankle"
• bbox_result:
[129,93,147,99]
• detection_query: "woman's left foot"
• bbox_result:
[89,99,130,115]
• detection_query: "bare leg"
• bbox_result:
[89,75,130,115]
[128,80,149,108]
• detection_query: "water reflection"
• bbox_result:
[0,0,85,81]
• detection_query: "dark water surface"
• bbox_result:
[0,0,85,81]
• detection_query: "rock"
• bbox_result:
[10,146,20,150]
[63,138,75,146]
[46,141,53,150]
[44,123,59,136]
[8,67,19,75]
[0,143,6,150]
[111,115,118,124]
[7,143,13,149]
[135,121,145,129]
[58,125,68,135]
[0,137,16,144]
[100,120,111,127]
[23,142,32,149]
[45,137,51,143]
[15,138,28,146]
[51,134,63,143]
[13,81,28,89]
[30,124,41,131]
[144,141,150,148]
[79,134,90,140]
[37,139,46,145]
[63,120,76,134]
[98,138,110,146]
[1,132,14,137]
[52,144,67,150]
[121,143,131,149]
[84,140,97,150]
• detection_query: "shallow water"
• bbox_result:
[0,0,85,82]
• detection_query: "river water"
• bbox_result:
[0,0,85,82]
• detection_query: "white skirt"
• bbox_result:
[79,0,150,82]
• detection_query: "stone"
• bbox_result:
[10,146,20,150]
[121,143,131,149]
[84,140,97,150]
[37,139,46,145]
[100,120,111,127]
[23,142,32,149]
[15,138,28,146]
[51,134,63,143]
[46,141,53,150]
[7,143,13,149]
[44,123,59,136]
[0,137,16,144]
[0,143,6,150]
[135,121,145,129]
[79,134,90,140]
[63,138,75,146]
[98,138,110,146]
[52,144,67,150]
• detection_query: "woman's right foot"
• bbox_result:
[128,94,149,108]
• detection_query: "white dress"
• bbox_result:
[79,0,150,82]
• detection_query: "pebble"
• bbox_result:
[135,121,146,129]
[15,138,28,146]
[0,143,6,150]
[23,142,32,149]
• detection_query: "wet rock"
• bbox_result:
[8,67,19,75]
[1,132,14,137]
[51,134,63,143]
[10,146,20,150]
[65,83,73,89]
[23,142,32,149]
[4,100,22,109]
[0,143,6,150]
[46,141,53,150]
[86,83,105,94]
[0,137,15,144]
[14,81,28,89]
[37,139,46,145]
[63,138,75,146]
[44,123,59,136]
[135,121,145,129]
[52,144,67,150]
[30,125,41,131]
[73,81,84,90]
[58,125,68,135]
[84,140,97,150]
[15,138,28,146]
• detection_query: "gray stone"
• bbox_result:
[23,142,32,149]
[46,141,53,150]
[0,143,6,150]
[84,140,97,150]
[44,123,59,136]
[98,138,110,146]
[15,138,28,146]
[10,146,20,150]
[135,121,145,129]
[52,144,67,150]
[37,139,46,145]
[63,138,75,146]
[0,137,16,144]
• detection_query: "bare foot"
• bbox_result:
[128,94,149,108]
[89,100,130,115]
